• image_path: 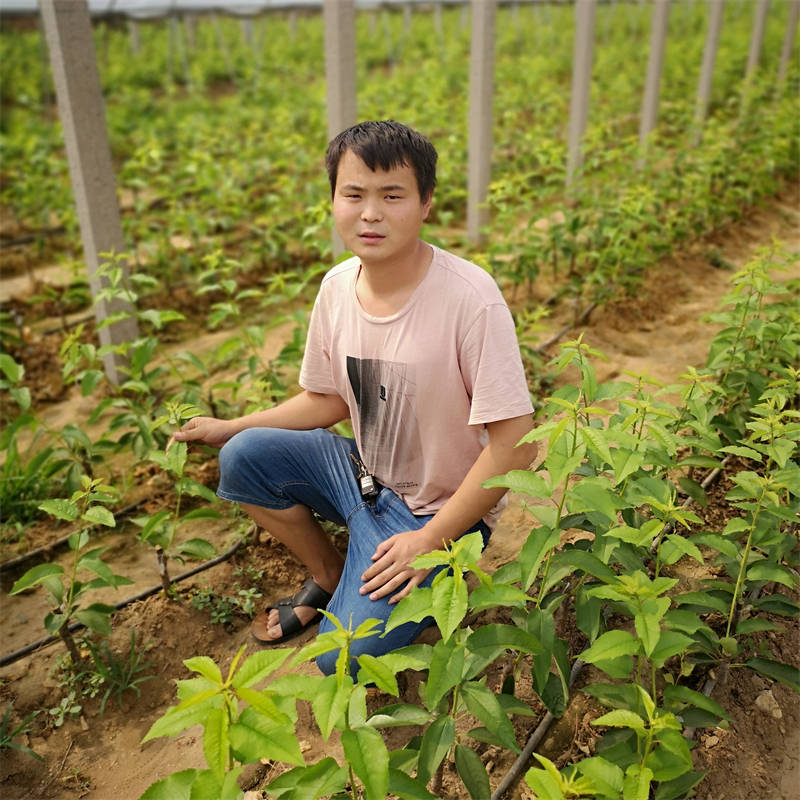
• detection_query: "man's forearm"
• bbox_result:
[230,390,350,435]
[419,415,537,550]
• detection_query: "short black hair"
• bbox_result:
[325,120,437,203]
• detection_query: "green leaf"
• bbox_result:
[417,715,455,786]
[483,469,550,497]
[311,674,351,740]
[581,630,639,664]
[82,506,116,528]
[0,353,23,383]
[38,498,79,522]
[662,685,731,723]
[432,573,467,642]
[184,656,223,685]
[342,727,389,800]
[265,757,347,798]
[74,605,113,635]
[231,648,292,690]
[650,631,694,668]
[593,709,645,736]
[634,613,661,657]
[454,743,490,800]
[387,768,438,800]
[519,527,560,590]
[747,561,798,590]
[202,707,228,780]
[9,563,65,595]
[229,706,304,767]
[461,682,520,753]
[466,624,542,658]
[236,687,290,725]
[141,690,222,744]
[653,771,705,800]
[623,764,653,800]
[581,426,614,466]
[425,638,464,711]
[138,769,198,800]
[178,538,217,561]
[469,581,530,612]
[357,654,399,696]
[384,588,433,635]
[367,703,433,729]
[744,658,800,692]
[576,756,625,797]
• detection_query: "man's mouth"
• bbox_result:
[359,232,385,241]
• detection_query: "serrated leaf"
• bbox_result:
[232,649,292,690]
[138,769,198,800]
[38,498,79,522]
[593,709,646,735]
[432,573,467,642]
[202,708,228,780]
[342,727,389,800]
[9,563,65,595]
[229,706,304,767]
[357,654,399,696]
[461,682,520,753]
[367,703,433,728]
[581,630,638,664]
[417,715,454,785]
[454,743,490,800]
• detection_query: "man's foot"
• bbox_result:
[251,577,334,644]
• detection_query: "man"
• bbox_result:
[171,120,536,675]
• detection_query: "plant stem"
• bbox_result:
[726,486,766,638]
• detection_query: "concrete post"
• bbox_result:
[467,0,496,244]
[745,0,770,81]
[778,0,799,85]
[324,0,357,257]
[638,0,671,167]
[692,0,724,144]
[39,0,138,386]
[566,0,597,188]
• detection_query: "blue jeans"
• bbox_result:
[216,427,490,676]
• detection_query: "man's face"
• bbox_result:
[332,149,431,267]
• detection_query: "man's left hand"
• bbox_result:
[360,530,438,604]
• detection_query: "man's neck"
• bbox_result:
[356,240,432,316]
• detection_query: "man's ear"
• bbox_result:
[422,192,433,220]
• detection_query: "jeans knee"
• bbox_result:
[315,650,338,677]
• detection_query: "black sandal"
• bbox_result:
[251,577,333,645]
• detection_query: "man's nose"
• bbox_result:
[360,201,382,221]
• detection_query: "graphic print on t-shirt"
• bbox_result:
[346,356,423,489]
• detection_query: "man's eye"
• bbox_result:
[386,195,401,200]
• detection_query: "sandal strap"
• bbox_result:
[292,577,333,610]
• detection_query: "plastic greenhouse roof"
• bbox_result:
[0,0,473,18]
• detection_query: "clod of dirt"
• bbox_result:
[754,689,783,720]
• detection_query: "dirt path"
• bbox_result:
[1,189,798,800]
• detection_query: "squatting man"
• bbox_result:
[171,120,537,675]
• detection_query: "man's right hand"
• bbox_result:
[168,416,237,450]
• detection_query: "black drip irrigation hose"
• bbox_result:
[492,459,730,798]
[491,659,586,800]
[0,536,245,669]
[0,498,148,575]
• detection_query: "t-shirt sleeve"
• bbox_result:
[460,302,534,426]
[299,295,339,395]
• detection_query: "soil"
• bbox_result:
[1,188,798,800]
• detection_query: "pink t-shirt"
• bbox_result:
[299,244,533,528]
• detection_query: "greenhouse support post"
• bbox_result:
[745,0,770,81]
[39,0,138,386]
[692,0,724,145]
[566,0,597,188]
[467,0,496,245]
[637,0,670,168]
[324,0,356,258]
[778,0,799,85]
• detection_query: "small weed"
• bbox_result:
[85,629,156,716]
[48,691,81,728]
[0,701,42,761]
